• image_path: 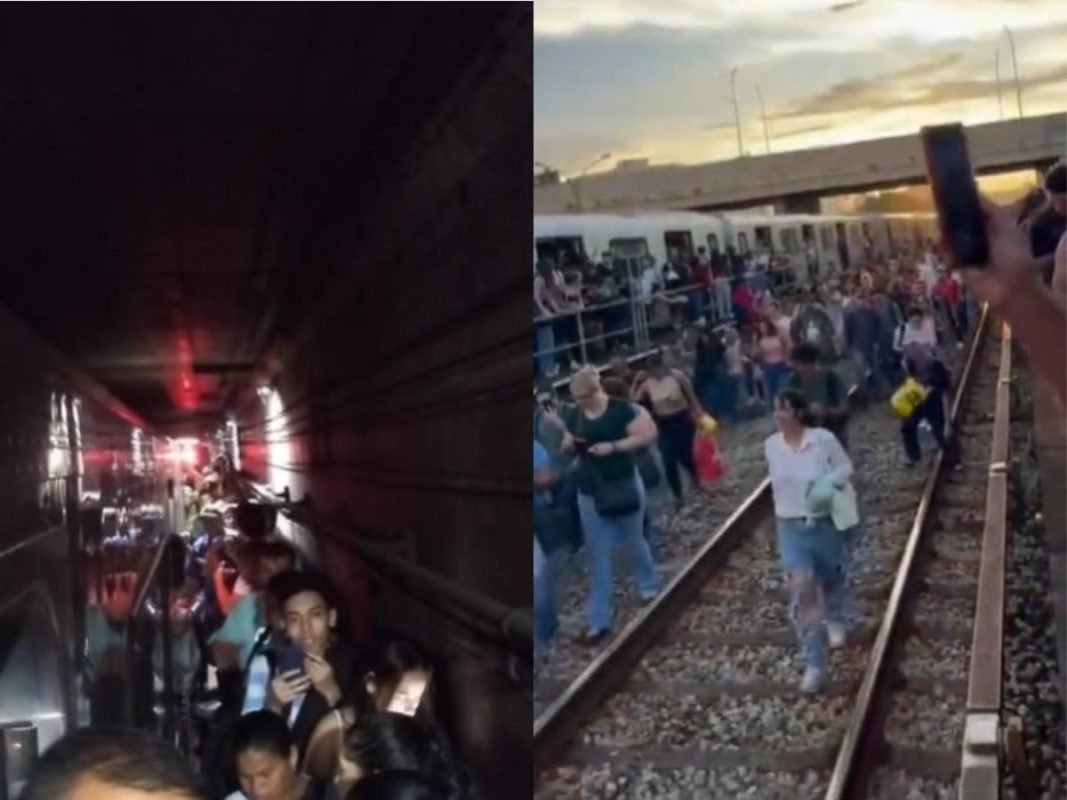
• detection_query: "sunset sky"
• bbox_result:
[534,0,1067,176]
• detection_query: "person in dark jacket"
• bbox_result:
[845,293,891,399]
[900,356,959,469]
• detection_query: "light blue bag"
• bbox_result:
[805,474,836,517]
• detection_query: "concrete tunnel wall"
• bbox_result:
[232,9,532,798]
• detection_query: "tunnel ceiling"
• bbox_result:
[0,4,515,432]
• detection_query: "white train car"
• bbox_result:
[534,210,940,280]
[534,211,730,277]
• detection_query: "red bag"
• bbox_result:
[693,434,726,485]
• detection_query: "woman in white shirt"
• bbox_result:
[764,389,855,693]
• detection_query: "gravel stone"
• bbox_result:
[869,767,958,800]
[901,637,971,683]
[584,691,851,751]
[885,689,965,750]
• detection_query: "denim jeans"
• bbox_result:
[763,362,790,404]
[775,516,849,672]
[577,473,659,634]
[534,539,568,655]
[535,321,555,379]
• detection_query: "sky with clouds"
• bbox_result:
[534,0,1067,176]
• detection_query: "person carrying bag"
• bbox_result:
[563,367,661,645]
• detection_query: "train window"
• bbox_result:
[819,227,835,250]
[737,232,750,253]
[664,230,694,260]
[779,228,800,254]
[754,226,772,252]
[706,233,721,254]
[609,237,650,279]
[535,236,586,268]
[848,226,864,247]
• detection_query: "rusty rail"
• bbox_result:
[824,304,992,799]
[957,321,1013,799]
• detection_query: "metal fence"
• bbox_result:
[534,263,808,380]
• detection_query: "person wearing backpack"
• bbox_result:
[784,343,850,449]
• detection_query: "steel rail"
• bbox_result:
[957,321,1013,799]
[533,382,866,778]
[824,304,993,799]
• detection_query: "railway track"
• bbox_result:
[534,311,1024,799]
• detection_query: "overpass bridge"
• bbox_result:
[534,112,1066,215]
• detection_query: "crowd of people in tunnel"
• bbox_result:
[67,458,478,800]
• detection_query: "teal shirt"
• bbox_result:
[570,399,637,494]
[208,593,264,669]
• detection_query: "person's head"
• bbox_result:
[362,640,434,717]
[268,570,339,658]
[1045,160,1066,216]
[235,501,270,542]
[601,376,629,401]
[568,366,605,412]
[643,351,669,378]
[249,540,297,592]
[341,714,437,784]
[345,771,449,800]
[907,305,924,327]
[20,727,206,800]
[607,356,631,379]
[789,342,820,374]
[774,389,811,434]
[198,506,225,540]
[232,711,301,800]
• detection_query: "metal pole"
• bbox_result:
[574,308,588,364]
[1003,25,1023,118]
[756,85,771,155]
[730,68,744,157]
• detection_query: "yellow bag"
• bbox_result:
[697,414,719,435]
[890,377,929,419]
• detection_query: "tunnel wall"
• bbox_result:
[0,305,148,755]
[234,7,532,797]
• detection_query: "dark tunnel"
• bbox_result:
[0,4,531,799]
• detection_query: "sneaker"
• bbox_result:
[826,622,847,649]
[800,666,828,694]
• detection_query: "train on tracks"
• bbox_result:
[534,210,939,279]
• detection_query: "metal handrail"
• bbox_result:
[126,532,182,742]
[958,320,1013,800]
[823,304,991,799]
[238,479,532,652]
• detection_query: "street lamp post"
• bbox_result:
[570,152,611,212]
[755,85,771,155]
[1002,25,1023,118]
[729,68,744,157]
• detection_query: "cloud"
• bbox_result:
[778,57,1066,119]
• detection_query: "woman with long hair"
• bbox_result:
[755,316,790,404]
[633,352,703,510]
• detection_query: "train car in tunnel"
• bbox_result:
[0,5,531,799]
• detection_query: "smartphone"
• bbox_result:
[920,123,989,267]
[572,438,591,456]
[385,671,430,717]
[274,643,305,676]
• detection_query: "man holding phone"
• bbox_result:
[262,570,358,759]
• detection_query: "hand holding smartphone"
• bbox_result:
[920,123,989,268]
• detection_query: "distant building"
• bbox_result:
[614,158,650,172]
